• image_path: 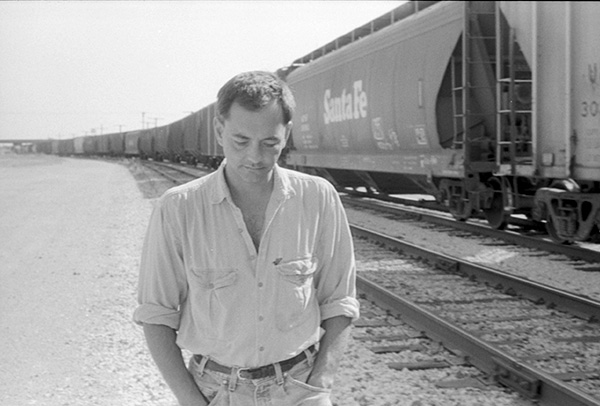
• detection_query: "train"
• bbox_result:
[38,1,600,245]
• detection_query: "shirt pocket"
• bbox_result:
[189,268,239,339]
[193,268,238,290]
[275,258,318,331]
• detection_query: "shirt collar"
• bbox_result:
[209,160,296,205]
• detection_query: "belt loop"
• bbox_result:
[197,355,209,377]
[304,346,315,367]
[273,362,284,385]
[228,368,239,392]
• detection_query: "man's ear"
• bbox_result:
[214,116,224,146]
[284,121,293,142]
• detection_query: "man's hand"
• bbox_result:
[143,324,208,406]
[307,372,335,389]
[305,316,352,390]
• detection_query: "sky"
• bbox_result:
[0,1,404,141]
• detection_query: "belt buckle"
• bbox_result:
[236,366,251,380]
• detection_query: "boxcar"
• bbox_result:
[36,140,53,155]
[73,136,86,155]
[83,136,97,155]
[50,140,60,155]
[95,134,110,156]
[107,132,125,156]
[197,103,223,168]
[124,130,142,157]
[181,111,202,165]
[152,125,170,161]
[167,119,185,162]
[58,138,75,156]
[138,129,154,160]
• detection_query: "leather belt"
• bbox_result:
[195,345,316,380]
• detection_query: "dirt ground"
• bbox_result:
[0,154,177,406]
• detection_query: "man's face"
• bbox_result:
[215,100,291,187]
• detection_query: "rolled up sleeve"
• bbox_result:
[133,195,188,329]
[315,186,360,322]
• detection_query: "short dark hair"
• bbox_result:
[216,71,295,124]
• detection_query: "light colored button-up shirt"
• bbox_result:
[133,163,359,368]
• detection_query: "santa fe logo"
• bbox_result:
[323,80,368,124]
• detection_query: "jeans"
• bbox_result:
[188,353,332,406]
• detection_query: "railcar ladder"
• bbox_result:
[495,7,533,175]
[451,2,497,169]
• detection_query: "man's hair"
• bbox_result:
[216,71,295,124]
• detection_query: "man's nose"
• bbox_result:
[246,142,262,163]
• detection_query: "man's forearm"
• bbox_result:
[307,315,352,389]
[143,323,207,406]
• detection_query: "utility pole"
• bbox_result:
[141,112,146,129]
[150,117,162,128]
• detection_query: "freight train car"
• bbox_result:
[95,134,110,156]
[73,136,86,155]
[181,111,202,165]
[138,128,154,160]
[35,140,53,155]
[83,136,97,155]
[283,0,600,243]
[124,130,142,157]
[107,132,125,156]
[197,103,223,169]
[167,118,185,162]
[152,125,170,161]
[177,104,223,167]
[58,138,75,156]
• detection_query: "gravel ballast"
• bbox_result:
[1,154,535,405]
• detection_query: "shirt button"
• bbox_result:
[258,282,263,288]
[238,228,244,234]
[258,315,264,321]
[259,346,265,352]
[250,255,257,261]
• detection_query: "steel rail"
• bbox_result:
[353,224,600,405]
[141,161,190,184]
[149,160,208,178]
[350,224,600,322]
[357,276,600,406]
[344,196,600,263]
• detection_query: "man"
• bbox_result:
[134,71,359,406]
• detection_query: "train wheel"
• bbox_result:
[544,179,579,245]
[442,182,472,221]
[546,215,572,245]
[483,178,508,230]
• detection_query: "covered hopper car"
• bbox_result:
[34,1,599,244]
[282,0,600,243]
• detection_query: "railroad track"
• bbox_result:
[140,160,207,184]
[353,224,600,406]
[342,194,600,264]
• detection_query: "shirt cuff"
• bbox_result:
[320,297,360,322]
[133,303,181,330]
